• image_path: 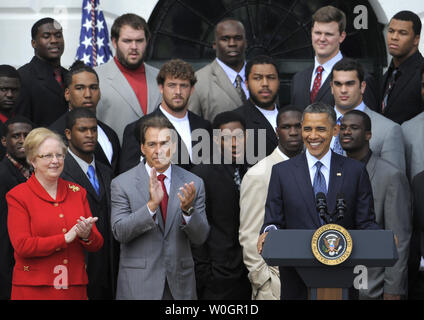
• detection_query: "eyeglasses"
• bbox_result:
[37,153,65,161]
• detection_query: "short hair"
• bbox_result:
[343,110,372,132]
[245,55,279,79]
[24,127,66,163]
[111,13,150,42]
[212,111,246,131]
[312,5,346,34]
[2,115,34,137]
[331,58,365,83]
[64,60,99,89]
[138,115,175,145]
[65,107,97,130]
[214,17,245,39]
[391,11,422,36]
[0,65,21,81]
[302,102,337,126]
[276,105,303,126]
[31,17,61,40]
[156,59,197,86]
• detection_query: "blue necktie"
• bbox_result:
[313,161,327,195]
[333,116,344,155]
[87,165,100,195]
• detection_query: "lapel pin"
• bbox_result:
[337,172,342,176]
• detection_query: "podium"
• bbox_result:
[261,228,398,300]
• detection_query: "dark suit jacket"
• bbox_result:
[0,121,6,160]
[119,107,212,173]
[290,62,379,110]
[0,157,28,299]
[234,101,279,166]
[61,152,119,300]
[190,163,251,300]
[16,56,68,127]
[49,113,120,176]
[381,51,424,124]
[262,151,379,299]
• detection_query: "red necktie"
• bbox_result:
[54,69,63,88]
[310,66,324,103]
[157,174,168,224]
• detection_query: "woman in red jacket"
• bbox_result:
[6,128,103,300]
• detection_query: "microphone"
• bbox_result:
[316,192,328,224]
[335,193,346,221]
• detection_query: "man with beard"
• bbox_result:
[340,110,411,300]
[16,18,68,127]
[191,111,252,300]
[61,108,119,300]
[50,61,120,175]
[381,11,424,124]
[0,65,21,160]
[234,55,280,166]
[96,13,161,144]
[0,116,33,299]
[188,18,249,122]
[119,59,211,173]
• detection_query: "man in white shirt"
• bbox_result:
[188,18,248,122]
[290,5,378,110]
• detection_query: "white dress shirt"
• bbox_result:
[216,58,250,99]
[255,104,278,132]
[310,51,343,91]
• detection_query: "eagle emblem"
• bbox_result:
[323,234,342,256]
[68,184,80,192]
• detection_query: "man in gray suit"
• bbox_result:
[111,115,209,300]
[330,58,405,172]
[340,110,412,300]
[188,18,248,122]
[95,14,161,144]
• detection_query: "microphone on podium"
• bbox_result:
[335,193,346,222]
[315,192,328,224]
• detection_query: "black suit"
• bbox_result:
[234,101,279,166]
[0,121,6,160]
[49,113,120,176]
[190,163,251,300]
[262,151,379,299]
[381,51,424,124]
[16,56,68,127]
[61,152,119,300]
[0,157,28,299]
[290,61,379,110]
[119,107,212,173]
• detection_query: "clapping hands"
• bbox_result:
[64,216,98,244]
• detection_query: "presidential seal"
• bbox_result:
[311,224,353,266]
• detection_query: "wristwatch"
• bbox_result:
[182,207,194,216]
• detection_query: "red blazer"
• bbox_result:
[6,175,103,286]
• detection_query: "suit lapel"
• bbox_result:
[211,59,242,106]
[293,154,321,227]
[164,165,182,238]
[365,154,377,181]
[315,76,332,102]
[327,152,345,214]
[106,60,143,117]
[145,63,161,114]
[246,102,278,146]
[33,57,64,99]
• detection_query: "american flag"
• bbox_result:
[76,0,112,66]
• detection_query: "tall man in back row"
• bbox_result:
[188,18,249,122]
[258,102,379,300]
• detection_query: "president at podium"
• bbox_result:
[258,102,379,300]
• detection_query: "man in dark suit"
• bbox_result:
[60,108,119,300]
[0,65,22,160]
[50,61,120,176]
[381,11,424,124]
[119,59,211,173]
[234,55,280,166]
[0,116,33,299]
[16,18,68,127]
[290,5,378,110]
[191,111,251,300]
[258,102,379,300]
[340,110,411,300]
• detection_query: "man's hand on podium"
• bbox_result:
[384,293,401,300]
[257,232,268,254]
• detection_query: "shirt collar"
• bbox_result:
[216,58,247,85]
[334,101,366,122]
[305,148,332,171]
[313,51,343,74]
[67,148,95,174]
[145,161,172,181]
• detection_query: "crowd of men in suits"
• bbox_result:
[0,4,423,300]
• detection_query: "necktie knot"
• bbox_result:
[157,173,166,182]
[316,66,324,74]
[235,75,247,103]
[87,165,95,177]
[315,161,323,171]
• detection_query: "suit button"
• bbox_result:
[56,248,61,252]
[63,259,68,264]
[62,228,67,233]
[59,214,64,218]
[53,203,58,207]
[23,266,30,271]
